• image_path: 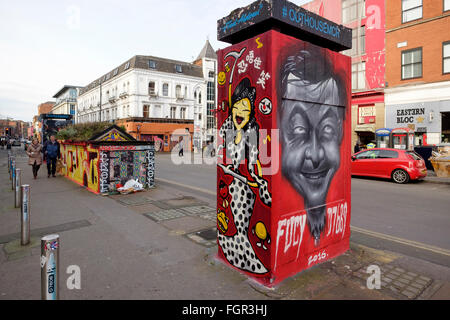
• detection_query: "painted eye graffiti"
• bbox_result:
[293,126,307,135]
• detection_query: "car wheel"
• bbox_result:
[392,169,410,184]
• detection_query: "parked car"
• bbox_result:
[11,139,21,146]
[351,148,427,184]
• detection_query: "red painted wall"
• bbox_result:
[362,0,386,90]
[217,30,352,286]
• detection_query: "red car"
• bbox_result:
[351,148,427,184]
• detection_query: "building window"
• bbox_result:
[344,26,365,57]
[143,105,150,118]
[180,107,186,119]
[402,48,422,80]
[208,71,215,78]
[207,81,215,101]
[162,83,169,96]
[148,81,156,95]
[199,113,202,120]
[113,68,118,76]
[176,85,182,99]
[198,92,202,104]
[175,64,182,73]
[352,62,366,90]
[149,60,156,69]
[124,61,130,70]
[170,107,176,118]
[402,0,422,23]
[445,0,450,11]
[443,42,450,74]
[342,0,365,24]
[207,102,215,129]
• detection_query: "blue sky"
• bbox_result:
[0,0,311,122]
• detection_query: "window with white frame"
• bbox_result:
[180,107,186,119]
[170,106,176,118]
[445,0,450,11]
[443,42,450,74]
[352,62,366,90]
[176,85,182,98]
[163,83,169,96]
[342,0,365,24]
[402,0,422,23]
[402,48,422,79]
[345,26,365,56]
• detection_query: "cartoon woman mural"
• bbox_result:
[217,76,272,274]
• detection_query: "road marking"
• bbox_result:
[155,178,216,196]
[156,178,450,257]
[352,225,450,257]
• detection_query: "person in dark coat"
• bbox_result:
[43,135,61,178]
[354,142,361,154]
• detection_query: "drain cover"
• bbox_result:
[196,228,217,240]
[186,227,218,247]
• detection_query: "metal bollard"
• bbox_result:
[7,152,11,173]
[20,184,31,246]
[41,234,60,300]
[9,155,13,179]
[15,168,21,208]
[11,158,16,189]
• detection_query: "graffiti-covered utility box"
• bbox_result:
[216,0,352,286]
[60,125,155,194]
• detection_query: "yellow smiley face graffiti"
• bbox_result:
[218,71,226,86]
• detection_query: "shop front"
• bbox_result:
[385,101,449,146]
[351,91,385,150]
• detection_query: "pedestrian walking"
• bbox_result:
[27,138,43,179]
[43,135,61,178]
[178,137,184,157]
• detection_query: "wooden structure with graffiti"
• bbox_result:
[60,125,155,194]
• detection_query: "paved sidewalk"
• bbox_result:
[423,170,450,185]
[0,149,448,300]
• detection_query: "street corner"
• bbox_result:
[3,236,40,261]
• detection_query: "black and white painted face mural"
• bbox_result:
[279,46,346,245]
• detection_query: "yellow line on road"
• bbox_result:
[351,225,450,257]
[155,178,216,196]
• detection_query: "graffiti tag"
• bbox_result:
[99,151,110,193]
[326,202,348,239]
[275,214,307,270]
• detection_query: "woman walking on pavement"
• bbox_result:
[27,138,43,179]
[43,134,61,178]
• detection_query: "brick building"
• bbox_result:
[385,0,450,145]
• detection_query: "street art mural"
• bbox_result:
[98,146,155,193]
[60,143,99,193]
[60,125,155,194]
[217,28,351,285]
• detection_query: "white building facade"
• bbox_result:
[51,86,81,118]
[77,41,217,148]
